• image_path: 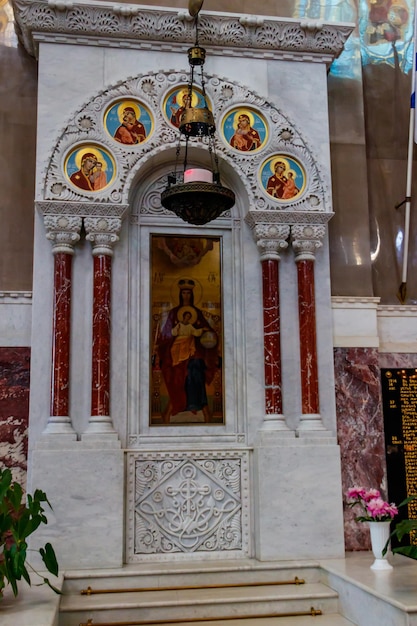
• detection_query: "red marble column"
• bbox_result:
[291,223,326,431]
[296,259,320,415]
[84,215,121,436]
[44,214,81,436]
[252,222,290,431]
[262,259,282,415]
[50,251,72,418]
[91,254,112,417]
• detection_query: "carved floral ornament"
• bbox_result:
[13,0,353,62]
[42,70,331,216]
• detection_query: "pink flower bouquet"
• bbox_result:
[346,487,398,522]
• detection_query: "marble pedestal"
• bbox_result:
[28,442,124,570]
[254,436,345,560]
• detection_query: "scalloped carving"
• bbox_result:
[13,0,353,62]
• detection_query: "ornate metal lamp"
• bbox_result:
[161,0,235,225]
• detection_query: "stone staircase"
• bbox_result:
[59,560,357,626]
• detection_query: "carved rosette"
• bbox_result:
[291,224,326,262]
[44,215,82,254]
[84,217,122,256]
[252,224,290,262]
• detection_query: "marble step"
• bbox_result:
[62,560,321,594]
[59,582,340,626]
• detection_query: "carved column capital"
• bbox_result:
[84,217,122,256]
[44,215,82,255]
[291,224,326,261]
[253,224,290,261]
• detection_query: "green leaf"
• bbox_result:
[392,545,417,559]
[33,490,52,510]
[392,519,417,541]
[397,495,417,508]
[20,565,31,586]
[8,482,23,511]
[39,543,59,577]
[4,557,18,597]
[19,515,42,540]
[0,471,12,506]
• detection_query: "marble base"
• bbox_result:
[253,440,345,560]
[29,445,124,570]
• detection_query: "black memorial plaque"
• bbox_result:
[381,369,417,547]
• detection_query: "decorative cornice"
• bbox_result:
[12,0,353,65]
[291,223,326,261]
[36,200,129,218]
[378,304,417,315]
[245,211,334,229]
[331,296,381,307]
[0,291,32,301]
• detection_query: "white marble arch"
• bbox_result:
[126,143,252,447]
[40,69,331,217]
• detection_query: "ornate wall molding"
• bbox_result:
[126,449,250,560]
[40,70,332,215]
[35,200,128,218]
[13,0,353,65]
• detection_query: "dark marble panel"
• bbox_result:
[334,347,386,550]
[0,347,30,485]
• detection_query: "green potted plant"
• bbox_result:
[384,495,417,560]
[0,467,60,598]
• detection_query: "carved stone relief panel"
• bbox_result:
[126,450,250,560]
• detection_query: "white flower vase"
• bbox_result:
[368,521,393,571]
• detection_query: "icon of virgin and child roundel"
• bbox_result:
[104,99,153,145]
[163,86,211,129]
[65,144,116,192]
[260,155,306,201]
[222,107,268,153]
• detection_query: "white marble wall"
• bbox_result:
[27,8,350,567]
[0,292,32,346]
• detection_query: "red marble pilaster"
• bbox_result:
[262,259,282,414]
[297,259,319,415]
[91,254,112,417]
[51,252,72,417]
